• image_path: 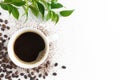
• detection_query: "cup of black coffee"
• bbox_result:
[8,27,50,68]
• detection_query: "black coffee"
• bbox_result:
[14,32,45,62]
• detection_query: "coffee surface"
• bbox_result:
[14,32,45,62]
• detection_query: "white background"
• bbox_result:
[56,0,120,80]
[1,0,120,80]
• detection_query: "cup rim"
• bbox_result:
[7,27,49,68]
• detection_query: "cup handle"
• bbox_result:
[46,34,59,42]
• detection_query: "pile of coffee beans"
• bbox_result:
[0,12,66,80]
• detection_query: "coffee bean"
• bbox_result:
[0,19,3,22]
[0,33,2,36]
[4,35,7,38]
[38,74,42,77]
[6,26,10,30]
[20,73,24,76]
[26,69,30,73]
[45,72,48,76]
[0,68,2,72]
[54,63,58,67]
[8,71,12,74]
[43,76,46,79]
[4,20,8,24]
[36,69,39,73]
[2,24,6,29]
[0,74,4,77]
[15,71,18,75]
[28,73,31,77]
[8,37,10,40]
[52,72,57,76]
[46,60,50,64]
[1,28,5,31]
[0,43,2,51]
[61,66,66,69]
[24,75,27,79]
[31,72,34,75]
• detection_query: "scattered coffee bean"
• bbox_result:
[4,35,7,38]
[20,73,24,76]
[45,72,48,76]
[0,74,4,77]
[26,69,30,73]
[6,26,10,30]
[2,24,6,28]
[4,20,8,24]
[0,33,2,36]
[52,72,57,76]
[43,76,46,79]
[0,19,3,22]
[31,72,34,75]
[1,28,5,31]
[54,63,58,67]
[62,66,66,69]
[38,74,42,77]
[24,75,27,79]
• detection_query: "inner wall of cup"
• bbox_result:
[13,30,48,65]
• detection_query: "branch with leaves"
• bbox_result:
[0,0,74,23]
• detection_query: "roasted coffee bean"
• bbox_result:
[43,76,45,79]
[0,19,3,22]
[6,26,10,30]
[1,28,5,31]
[62,66,66,69]
[20,73,24,76]
[45,72,48,76]
[38,74,42,77]
[4,35,7,38]
[4,20,8,24]
[31,72,34,75]
[24,75,27,79]
[52,72,57,76]
[2,24,6,28]
[54,63,58,67]
[0,74,4,77]
[26,69,30,73]
[0,33,2,36]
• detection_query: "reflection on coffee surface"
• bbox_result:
[14,32,45,62]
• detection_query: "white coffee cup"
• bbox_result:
[7,27,57,68]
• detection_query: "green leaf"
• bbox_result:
[4,0,12,3]
[51,3,63,9]
[22,6,28,22]
[7,4,13,14]
[0,4,8,10]
[11,7,19,19]
[12,1,26,6]
[37,2,45,18]
[29,5,39,17]
[46,11,51,21]
[55,13,59,23]
[39,0,49,10]
[52,0,58,3]
[51,11,59,23]
[60,10,74,17]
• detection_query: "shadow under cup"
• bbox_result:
[8,28,49,68]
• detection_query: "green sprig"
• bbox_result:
[0,0,74,23]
